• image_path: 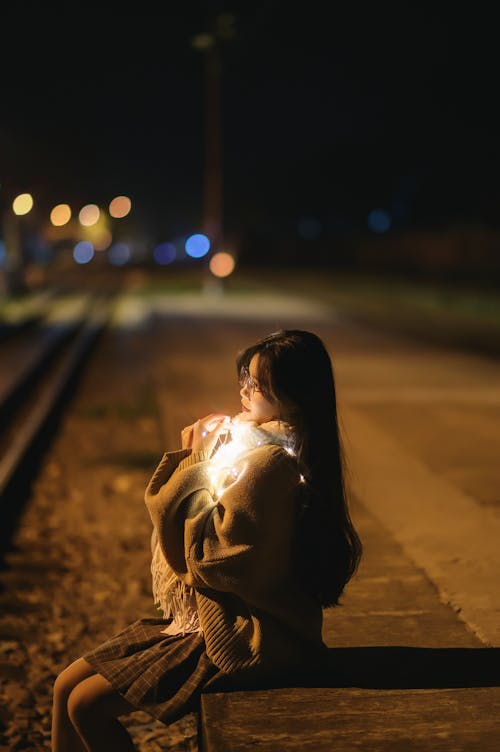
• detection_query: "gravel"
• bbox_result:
[0,321,198,751]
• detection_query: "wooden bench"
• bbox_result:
[199,645,500,751]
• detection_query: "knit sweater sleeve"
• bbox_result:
[145,443,300,595]
[146,449,194,555]
[144,448,212,574]
[145,449,194,496]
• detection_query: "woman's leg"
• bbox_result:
[67,672,138,752]
[51,657,97,752]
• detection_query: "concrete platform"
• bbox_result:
[134,294,500,751]
[200,489,500,751]
[121,293,500,751]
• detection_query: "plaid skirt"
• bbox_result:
[82,617,228,724]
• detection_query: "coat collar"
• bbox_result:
[228,417,296,452]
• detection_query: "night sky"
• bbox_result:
[2,4,500,249]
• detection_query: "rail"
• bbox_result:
[0,292,115,553]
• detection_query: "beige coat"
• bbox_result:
[144,421,325,676]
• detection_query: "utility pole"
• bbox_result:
[191,13,235,254]
[203,41,223,249]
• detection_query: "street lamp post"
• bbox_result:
[203,40,223,250]
[191,13,235,255]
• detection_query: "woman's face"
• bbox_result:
[238,354,278,424]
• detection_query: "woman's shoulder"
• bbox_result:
[209,418,300,491]
[249,440,295,460]
[245,441,299,485]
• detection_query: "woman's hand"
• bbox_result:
[181,413,231,454]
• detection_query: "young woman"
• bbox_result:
[51,329,362,752]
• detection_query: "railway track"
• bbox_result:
[0,288,57,342]
[0,291,115,555]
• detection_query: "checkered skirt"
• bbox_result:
[82,617,228,724]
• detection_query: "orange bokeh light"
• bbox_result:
[109,195,132,218]
[209,251,235,278]
[50,204,72,226]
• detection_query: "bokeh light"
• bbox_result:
[368,208,392,233]
[73,241,94,264]
[153,242,176,265]
[209,251,235,278]
[108,242,131,265]
[50,204,72,226]
[12,193,34,216]
[79,210,111,248]
[0,240,6,266]
[185,233,210,258]
[93,228,113,251]
[109,195,132,218]
[79,204,101,227]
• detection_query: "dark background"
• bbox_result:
[2,4,500,269]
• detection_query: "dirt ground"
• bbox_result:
[0,320,198,751]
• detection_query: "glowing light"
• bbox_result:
[209,251,235,278]
[79,212,111,246]
[185,233,210,258]
[79,204,100,227]
[153,242,176,265]
[299,474,306,484]
[208,426,248,497]
[73,241,94,264]
[109,195,131,218]
[12,193,33,216]
[93,228,113,251]
[0,240,6,266]
[50,204,72,226]
[206,418,299,499]
[108,242,131,266]
[191,33,215,50]
[368,209,392,233]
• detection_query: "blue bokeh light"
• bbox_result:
[367,209,392,233]
[108,242,131,266]
[73,241,94,264]
[153,242,176,265]
[185,233,210,258]
[0,240,6,267]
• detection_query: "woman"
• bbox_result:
[51,329,362,751]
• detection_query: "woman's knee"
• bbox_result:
[67,674,134,730]
[67,677,98,730]
[53,658,96,704]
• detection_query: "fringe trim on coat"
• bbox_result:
[151,537,201,634]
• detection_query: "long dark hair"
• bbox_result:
[236,329,362,607]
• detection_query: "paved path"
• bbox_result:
[117,289,500,647]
